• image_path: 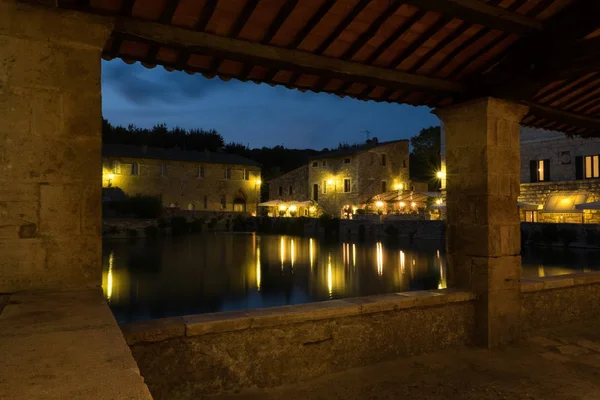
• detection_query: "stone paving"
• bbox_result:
[212,318,600,400]
[0,290,153,400]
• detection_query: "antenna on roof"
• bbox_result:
[362,129,371,142]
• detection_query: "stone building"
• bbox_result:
[102,144,262,214]
[308,139,410,216]
[268,165,310,203]
[518,128,600,223]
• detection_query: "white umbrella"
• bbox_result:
[258,200,284,207]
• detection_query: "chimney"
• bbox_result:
[372,137,379,144]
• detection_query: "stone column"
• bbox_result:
[434,98,528,348]
[0,0,112,292]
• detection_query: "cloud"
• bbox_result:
[102,60,243,105]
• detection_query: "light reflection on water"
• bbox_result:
[101,234,600,324]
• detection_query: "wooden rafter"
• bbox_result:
[400,0,542,35]
[113,18,466,95]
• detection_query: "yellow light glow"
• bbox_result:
[327,179,334,185]
[435,198,443,205]
[395,183,404,190]
[327,254,333,298]
[256,247,261,291]
[376,242,383,276]
[309,238,314,269]
[399,202,406,207]
[436,171,445,179]
[411,202,416,207]
[280,237,285,268]
[278,205,287,211]
[256,179,262,186]
[400,251,405,274]
[352,244,356,268]
[375,201,384,208]
[309,206,316,212]
[106,251,114,302]
[291,239,295,268]
[289,205,297,212]
[107,173,115,180]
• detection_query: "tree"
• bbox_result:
[409,126,441,190]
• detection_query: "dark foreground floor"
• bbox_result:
[212,319,600,400]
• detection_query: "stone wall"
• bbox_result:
[102,156,261,215]
[268,165,310,202]
[122,290,475,399]
[520,128,600,183]
[519,180,600,223]
[521,272,600,332]
[0,1,112,292]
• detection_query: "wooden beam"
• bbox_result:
[473,0,600,99]
[159,0,180,24]
[289,0,336,49]
[407,21,470,73]
[113,18,466,94]
[523,102,600,131]
[194,0,217,31]
[400,0,542,36]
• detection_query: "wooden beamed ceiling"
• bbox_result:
[49,0,600,135]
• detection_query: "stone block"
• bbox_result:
[471,256,521,293]
[81,184,102,236]
[185,311,251,336]
[45,236,101,289]
[0,89,31,134]
[0,239,46,292]
[39,184,81,236]
[249,300,360,329]
[477,288,522,348]
[121,317,186,345]
[540,275,575,290]
[521,279,545,293]
[62,92,102,138]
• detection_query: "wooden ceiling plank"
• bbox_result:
[536,73,599,104]
[209,0,259,74]
[195,0,218,31]
[314,0,370,55]
[400,0,542,35]
[114,18,466,94]
[159,0,180,24]
[388,16,450,69]
[340,1,404,61]
[429,27,490,76]
[364,10,427,65]
[407,22,470,73]
[289,0,336,49]
[523,101,600,131]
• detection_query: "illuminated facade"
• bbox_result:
[439,127,600,223]
[102,144,262,214]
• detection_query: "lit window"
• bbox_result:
[585,155,600,179]
[344,179,351,193]
[131,162,139,176]
[161,164,168,177]
[198,166,204,179]
[225,168,231,180]
[537,160,544,182]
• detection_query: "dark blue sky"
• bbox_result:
[102,60,439,150]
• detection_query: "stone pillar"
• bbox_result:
[434,98,528,348]
[0,0,112,292]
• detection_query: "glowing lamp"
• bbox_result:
[436,171,445,179]
[107,173,115,180]
[256,179,262,186]
[327,179,334,185]
[399,202,406,207]
[278,205,287,211]
[435,198,443,205]
[411,202,416,207]
[375,201,384,208]
[289,205,297,212]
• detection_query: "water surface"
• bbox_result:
[102,234,600,323]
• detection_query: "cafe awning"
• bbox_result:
[543,193,589,213]
[518,202,542,211]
